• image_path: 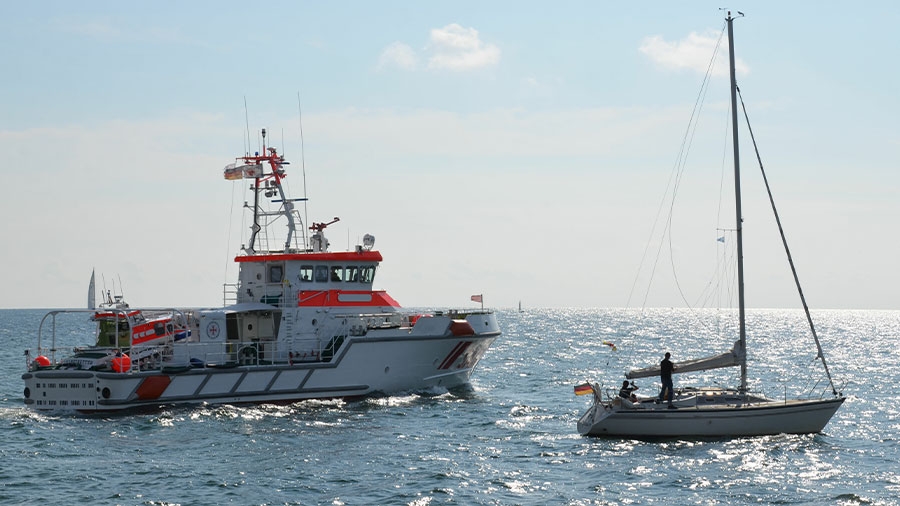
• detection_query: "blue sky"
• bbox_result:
[1,1,897,310]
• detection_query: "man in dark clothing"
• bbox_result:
[659,352,676,408]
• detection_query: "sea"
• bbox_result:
[1,307,898,506]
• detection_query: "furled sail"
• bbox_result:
[625,340,745,379]
[87,269,96,310]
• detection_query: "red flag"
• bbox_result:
[470,294,483,303]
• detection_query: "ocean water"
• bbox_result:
[1,307,898,505]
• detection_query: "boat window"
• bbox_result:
[330,266,344,282]
[345,266,359,283]
[299,265,313,282]
[267,264,284,283]
[314,265,329,283]
[359,265,376,284]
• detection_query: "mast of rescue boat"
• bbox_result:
[269,143,297,253]
[241,128,299,254]
[726,11,748,393]
[246,129,265,253]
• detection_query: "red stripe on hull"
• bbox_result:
[439,341,472,370]
[235,251,383,263]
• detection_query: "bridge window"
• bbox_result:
[299,265,313,282]
[345,266,359,282]
[314,265,329,283]
[267,264,284,283]
[359,265,375,284]
[330,266,344,282]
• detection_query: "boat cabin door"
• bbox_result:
[235,311,277,341]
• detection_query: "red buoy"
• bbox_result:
[111,353,132,373]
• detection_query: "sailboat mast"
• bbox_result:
[727,12,748,393]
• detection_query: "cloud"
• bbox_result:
[377,24,500,72]
[377,41,418,71]
[639,30,748,77]
[427,23,500,71]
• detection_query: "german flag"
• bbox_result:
[574,383,593,396]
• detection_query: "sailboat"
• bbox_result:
[577,12,845,438]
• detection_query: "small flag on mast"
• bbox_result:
[470,294,483,303]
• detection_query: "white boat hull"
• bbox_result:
[23,326,498,412]
[577,396,846,438]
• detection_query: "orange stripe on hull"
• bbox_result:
[298,290,400,308]
[135,375,172,400]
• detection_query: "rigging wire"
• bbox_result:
[224,172,238,302]
[736,87,839,396]
[665,22,728,315]
[223,98,254,300]
[627,20,728,322]
[297,91,310,249]
[686,106,734,313]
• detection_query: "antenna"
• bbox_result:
[243,96,251,156]
[297,91,310,249]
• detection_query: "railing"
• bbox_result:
[222,283,238,306]
[30,308,191,373]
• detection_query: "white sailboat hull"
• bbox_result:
[577,396,845,438]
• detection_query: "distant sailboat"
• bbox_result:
[87,269,96,310]
[518,301,523,313]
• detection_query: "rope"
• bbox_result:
[736,87,839,396]
[626,21,729,317]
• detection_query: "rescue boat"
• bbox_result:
[22,128,501,412]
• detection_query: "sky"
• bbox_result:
[1,1,898,310]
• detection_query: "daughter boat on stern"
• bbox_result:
[23,128,500,413]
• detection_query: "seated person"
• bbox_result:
[619,380,639,402]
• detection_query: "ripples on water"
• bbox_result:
[1,308,898,505]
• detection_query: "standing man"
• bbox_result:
[659,352,676,409]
